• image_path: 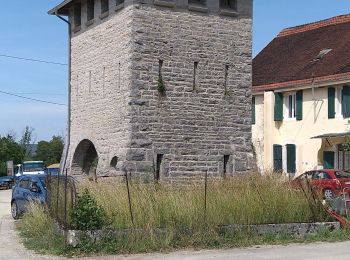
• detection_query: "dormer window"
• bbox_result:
[220,0,237,11]
[101,0,109,14]
[73,4,81,28]
[189,0,206,6]
[87,0,95,21]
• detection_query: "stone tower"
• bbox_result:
[49,0,254,180]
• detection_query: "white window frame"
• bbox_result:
[335,86,343,118]
[284,92,296,120]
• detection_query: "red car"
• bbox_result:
[292,170,350,199]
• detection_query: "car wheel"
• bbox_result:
[323,189,335,200]
[11,201,19,220]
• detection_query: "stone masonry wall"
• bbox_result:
[127,4,254,179]
[68,4,134,175]
[66,0,254,179]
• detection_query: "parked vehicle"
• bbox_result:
[46,163,60,175]
[11,175,46,219]
[292,170,350,199]
[15,161,45,176]
[0,176,16,190]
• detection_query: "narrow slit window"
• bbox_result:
[159,60,163,77]
[87,0,95,21]
[155,154,163,181]
[224,65,229,94]
[223,155,230,177]
[73,4,81,27]
[101,0,109,13]
[193,61,198,91]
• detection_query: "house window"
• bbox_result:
[87,0,95,21]
[73,4,81,27]
[335,87,343,117]
[285,93,296,119]
[220,0,237,10]
[101,0,109,13]
[189,0,206,6]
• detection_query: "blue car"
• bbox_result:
[11,175,47,219]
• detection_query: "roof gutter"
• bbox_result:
[54,13,72,174]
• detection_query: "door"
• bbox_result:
[323,151,335,169]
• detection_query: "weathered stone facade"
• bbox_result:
[52,0,254,180]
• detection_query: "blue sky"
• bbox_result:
[0,0,349,141]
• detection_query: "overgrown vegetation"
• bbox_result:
[157,75,166,95]
[18,174,347,256]
[71,189,106,231]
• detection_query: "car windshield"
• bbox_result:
[23,162,44,172]
[38,176,47,189]
[335,171,350,179]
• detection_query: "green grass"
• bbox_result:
[17,174,346,256]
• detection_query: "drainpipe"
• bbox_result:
[55,13,71,174]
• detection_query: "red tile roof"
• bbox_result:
[253,14,350,93]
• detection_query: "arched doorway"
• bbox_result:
[71,139,98,177]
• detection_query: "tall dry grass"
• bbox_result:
[78,174,328,230]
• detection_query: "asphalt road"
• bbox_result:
[1,189,350,259]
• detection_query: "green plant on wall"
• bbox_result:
[157,75,166,96]
[342,131,350,152]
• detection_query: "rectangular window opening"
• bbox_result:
[223,155,230,177]
[155,154,163,181]
[189,0,206,6]
[116,0,125,5]
[87,0,95,21]
[220,0,237,10]
[193,61,199,91]
[101,0,109,13]
[73,4,81,27]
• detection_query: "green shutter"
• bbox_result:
[252,96,255,125]
[273,144,283,172]
[323,151,335,169]
[296,90,303,121]
[286,144,296,174]
[328,87,335,119]
[342,86,350,118]
[274,92,283,121]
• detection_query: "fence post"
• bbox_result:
[124,169,134,228]
[204,170,208,224]
[64,168,68,244]
[56,172,60,222]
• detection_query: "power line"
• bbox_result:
[0,54,67,66]
[0,90,67,106]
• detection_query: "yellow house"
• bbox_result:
[252,14,350,177]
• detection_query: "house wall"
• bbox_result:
[252,84,350,176]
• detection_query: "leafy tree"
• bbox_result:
[35,136,64,166]
[0,135,24,176]
[19,126,35,160]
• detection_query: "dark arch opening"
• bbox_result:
[71,139,98,177]
[110,156,118,169]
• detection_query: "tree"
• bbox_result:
[35,136,64,166]
[0,135,24,176]
[19,126,35,160]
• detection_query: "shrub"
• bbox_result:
[71,189,106,230]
